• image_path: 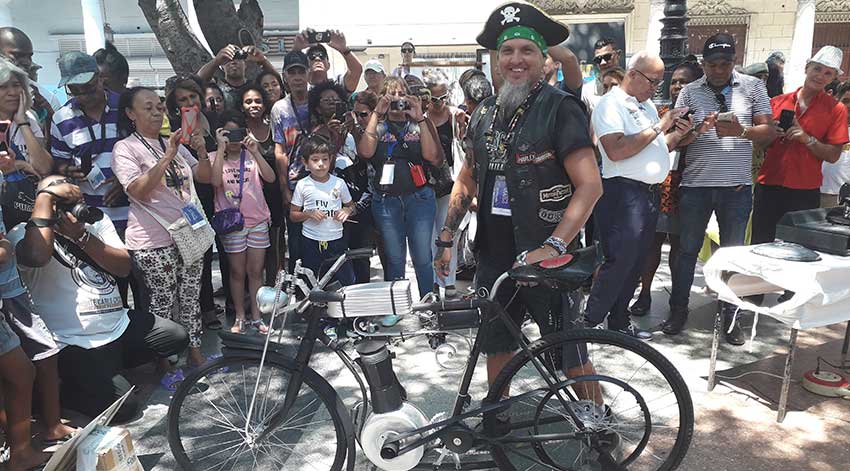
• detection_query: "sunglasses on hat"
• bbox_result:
[593,52,616,65]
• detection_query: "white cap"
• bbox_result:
[807,45,844,74]
[364,59,386,75]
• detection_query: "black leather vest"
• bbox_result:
[470,84,578,253]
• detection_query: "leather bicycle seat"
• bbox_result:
[508,243,604,290]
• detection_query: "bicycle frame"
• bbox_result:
[240,252,599,469]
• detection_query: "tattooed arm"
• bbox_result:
[434,149,477,279]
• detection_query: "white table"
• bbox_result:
[703,245,850,422]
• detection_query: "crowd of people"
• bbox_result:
[0,0,849,466]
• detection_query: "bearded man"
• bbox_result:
[434,1,602,390]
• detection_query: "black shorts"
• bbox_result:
[474,262,587,368]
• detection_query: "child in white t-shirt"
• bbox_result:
[290,135,355,285]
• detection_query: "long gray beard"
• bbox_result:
[497,80,533,124]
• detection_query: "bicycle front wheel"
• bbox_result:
[486,328,693,471]
[167,355,348,471]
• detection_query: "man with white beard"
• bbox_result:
[434,1,602,397]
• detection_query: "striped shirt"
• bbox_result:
[674,71,772,187]
[50,91,128,230]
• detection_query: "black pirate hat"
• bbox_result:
[476,1,570,52]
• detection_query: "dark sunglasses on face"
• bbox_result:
[308,53,327,62]
[430,93,448,103]
[593,52,615,65]
[355,111,370,118]
[401,48,414,54]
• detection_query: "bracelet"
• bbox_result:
[416,118,427,124]
[806,135,817,147]
[435,238,453,248]
[439,225,457,239]
[739,126,749,139]
[543,235,569,255]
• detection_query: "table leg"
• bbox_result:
[777,328,798,423]
[708,301,722,392]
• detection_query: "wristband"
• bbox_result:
[440,225,457,239]
[435,238,453,248]
[26,217,57,229]
[543,236,569,255]
[416,118,427,124]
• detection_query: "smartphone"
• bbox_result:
[334,102,348,121]
[717,111,735,122]
[180,106,200,144]
[307,30,332,43]
[226,128,247,142]
[0,120,9,148]
[681,109,695,121]
[390,100,410,111]
[778,109,795,132]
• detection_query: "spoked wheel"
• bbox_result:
[486,329,693,471]
[167,355,347,471]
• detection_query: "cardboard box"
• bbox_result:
[76,426,142,471]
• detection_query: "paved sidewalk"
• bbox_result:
[115,250,850,470]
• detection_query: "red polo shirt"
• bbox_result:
[757,88,849,189]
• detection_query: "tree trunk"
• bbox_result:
[194,0,265,54]
[137,0,211,74]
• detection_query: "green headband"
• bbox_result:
[497,25,547,55]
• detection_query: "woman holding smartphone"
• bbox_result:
[211,111,276,334]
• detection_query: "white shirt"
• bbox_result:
[821,127,850,195]
[581,77,604,114]
[592,86,671,184]
[292,174,352,242]
[7,215,129,350]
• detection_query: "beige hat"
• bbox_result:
[807,45,844,74]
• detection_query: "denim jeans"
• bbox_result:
[670,186,752,309]
[372,186,436,299]
[301,236,355,287]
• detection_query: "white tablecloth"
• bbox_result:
[703,245,850,330]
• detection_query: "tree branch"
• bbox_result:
[138,0,211,74]
[237,0,264,44]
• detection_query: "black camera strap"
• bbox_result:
[51,232,109,278]
[134,132,185,196]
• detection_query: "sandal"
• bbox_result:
[160,369,185,392]
[249,319,269,335]
[42,428,80,448]
[230,318,245,334]
[203,310,222,330]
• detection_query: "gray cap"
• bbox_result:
[743,62,769,76]
[58,51,98,87]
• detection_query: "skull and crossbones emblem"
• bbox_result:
[500,6,521,25]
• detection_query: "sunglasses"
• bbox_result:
[714,91,729,112]
[355,111,370,118]
[430,93,449,103]
[593,52,616,65]
[401,48,415,53]
[308,53,327,62]
[633,69,663,88]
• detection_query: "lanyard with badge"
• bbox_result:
[484,80,543,217]
[379,121,411,189]
[134,132,206,229]
[83,114,108,190]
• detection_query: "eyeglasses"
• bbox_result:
[308,53,327,62]
[355,111,370,118]
[430,93,449,103]
[401,48,414,54]
[633,69,663,88]
[714,91,729,112]
[65,80,99,97]
[593,52,615,65]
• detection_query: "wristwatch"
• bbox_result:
[515,250,530,266]
[806,135,817,147]
[652,124,662,136]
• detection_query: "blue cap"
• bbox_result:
[58,51,98,87]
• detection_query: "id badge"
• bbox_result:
[380,162,395,186]
[491,175,511,216]
[86,165,106,190]
[181,203,207,229]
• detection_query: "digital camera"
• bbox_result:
[56,200,104,224]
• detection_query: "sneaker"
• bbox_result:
[613,323,653,341]
[628,294,651,317]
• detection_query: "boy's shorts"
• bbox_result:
[2,293,60,361]
[0,313,20,356]
[221,221,271,254]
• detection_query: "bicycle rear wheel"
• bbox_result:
[167,355,347,471]
[486,328,693,471]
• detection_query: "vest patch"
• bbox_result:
[539,184,572,203]
[538,208,564,223]
[515,150,555,165]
